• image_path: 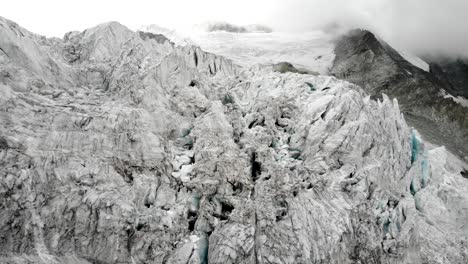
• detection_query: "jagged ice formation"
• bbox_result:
[0,17,468,264]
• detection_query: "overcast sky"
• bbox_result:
[3,0,468,57]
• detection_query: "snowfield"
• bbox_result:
[141,25,336,75]
[188,31,336,75]
[396,48,430,72]
[141,25,432,76]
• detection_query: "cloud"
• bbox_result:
[2,0,467,57]
[376,0,468,58]
[264,0,468,58]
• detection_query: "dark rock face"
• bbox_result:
[138,31,174,45]
[428,57,468,98]
[331,29,436,104]
[331,29,468,158]
[272,62,319,75]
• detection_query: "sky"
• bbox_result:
[2,0,468,57]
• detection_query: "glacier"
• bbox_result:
[0,16,468,264]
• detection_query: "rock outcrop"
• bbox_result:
[428,57,468,98]
[1,17,468,264]
[272,62,319,76]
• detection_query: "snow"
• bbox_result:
[140,24,195,46]
[141,24,434,76]
[189,31,335,75]
[440,89,468,108]
[140,25,335,75]
[396,48,430,72]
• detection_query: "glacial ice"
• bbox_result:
[198,234,209,264]
[421,156,429,188]
[0,16,468,264]
[411,130,420,164]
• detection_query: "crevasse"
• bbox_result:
[411,130,420,164]
[198,234,209,264]
[421,156,429,188]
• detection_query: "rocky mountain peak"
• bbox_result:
[331,28,468,159]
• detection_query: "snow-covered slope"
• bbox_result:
[141,25,432,76]
[395,48,430,72]
[189,31,335,75]
[141,25,335,75]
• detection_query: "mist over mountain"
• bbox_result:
[3,0,467,58]
[264,0,468,58]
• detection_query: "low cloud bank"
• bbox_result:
[265,0,468,58]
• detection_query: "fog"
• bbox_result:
[264,0,468,58]
[2,0,468,58]
[376,0,468,58]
